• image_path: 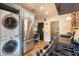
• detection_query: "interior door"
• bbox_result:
[50,21,59,41]
[38,23,44,40]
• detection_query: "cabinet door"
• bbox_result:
[24,39,34,53]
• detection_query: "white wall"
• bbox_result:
[59,14,71,35]
[44,13,72,42]
[44,21,51,42]
[44,15,59,42]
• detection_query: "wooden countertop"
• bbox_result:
[24,40,46,56]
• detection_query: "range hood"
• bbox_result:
[55,3,79,15]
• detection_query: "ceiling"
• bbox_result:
[16,3,58,20]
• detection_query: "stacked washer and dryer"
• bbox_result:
[0,9,22,56]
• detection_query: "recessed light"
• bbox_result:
[66,17,71,21]
[45,11,48,15]
[40,6,43,10]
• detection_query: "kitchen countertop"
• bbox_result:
[24,40,47,56]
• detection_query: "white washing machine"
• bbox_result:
[0,9,22,56]
[0,9,19,37]
[0,36,22,56]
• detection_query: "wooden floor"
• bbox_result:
[24,40,46,56]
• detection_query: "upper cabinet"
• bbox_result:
[71,11,79,31]
[0,3,19,14]
[22,9,35,21]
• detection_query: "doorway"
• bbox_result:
[50,21,59,42]
[37,23,44,41]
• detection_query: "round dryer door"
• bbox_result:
[2,16,18,30]
[2,40,18,55]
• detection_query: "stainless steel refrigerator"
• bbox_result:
[24,19,34,54]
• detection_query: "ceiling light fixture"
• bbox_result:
[66,17,72,21]
[45,11,48,15]
[40,6,43,10]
